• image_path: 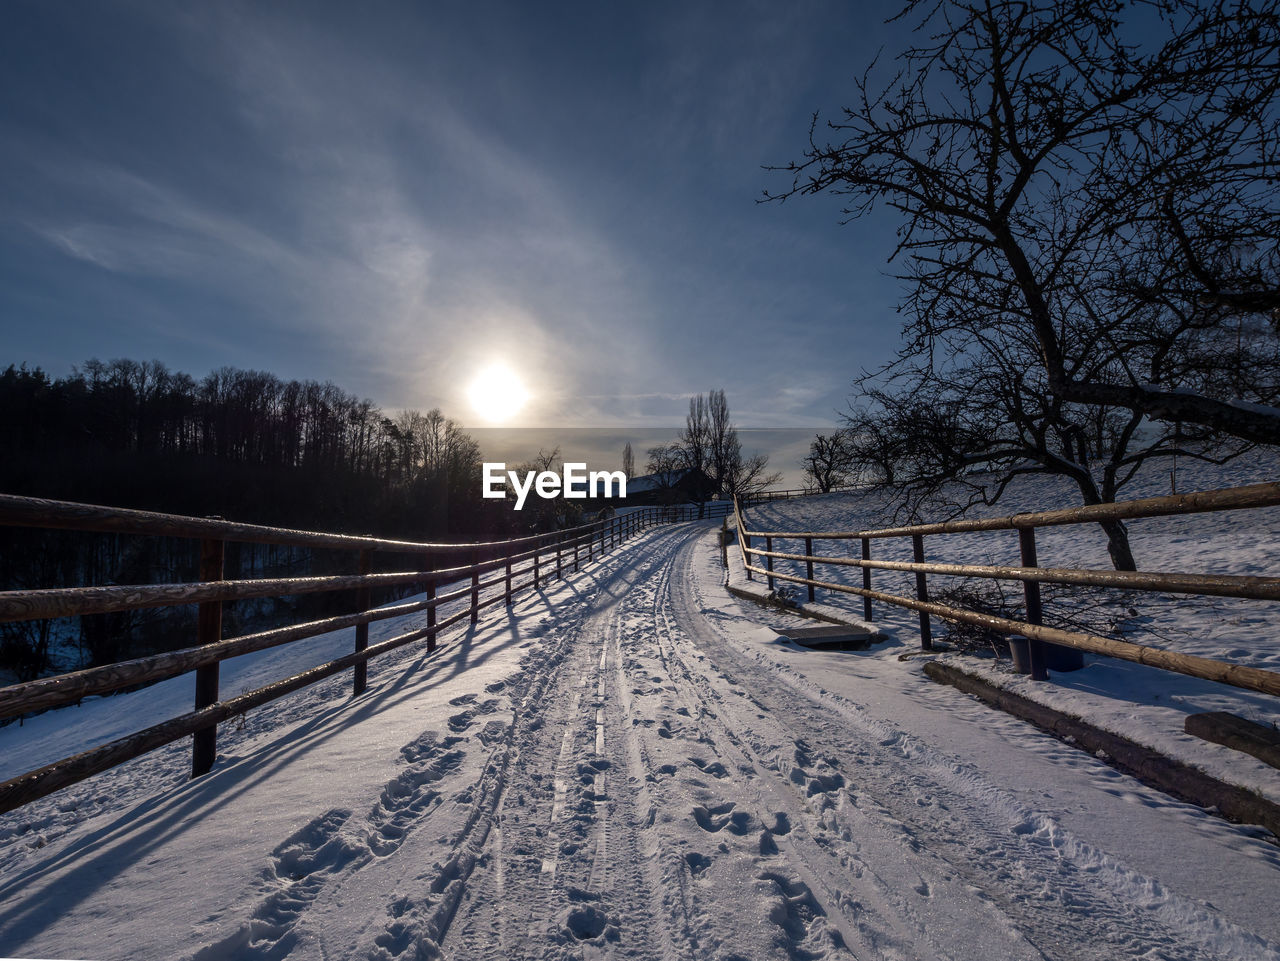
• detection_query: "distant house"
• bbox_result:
[616,467,717,506]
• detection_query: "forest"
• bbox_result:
[0,358,526,684]
[0,358,510,536]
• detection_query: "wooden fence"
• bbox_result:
[733,482,1280,698]
[0,495,724,815]
[740,485,857,504]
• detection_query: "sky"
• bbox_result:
[0,0,911,431]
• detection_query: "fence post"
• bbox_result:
[556,535,563,579]
[861,537,873,622]
[471,547,480,624]
[505,548,513,606]
[426,578,437,653]
[353,548,372,696]
[1018,527,1049,681]
[765,535,776,592]
[912,534,933,651]
[744,529,753,581]
[805,536,815,603]
[192,536,224,778]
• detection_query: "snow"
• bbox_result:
[737,448,1280,808]
[1,454,1279,960]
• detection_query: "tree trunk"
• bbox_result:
[1100,518,1137,571]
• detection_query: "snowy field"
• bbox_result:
[739,448,1280,803]
[1,464,1279,958]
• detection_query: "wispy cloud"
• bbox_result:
[2,1,899,429]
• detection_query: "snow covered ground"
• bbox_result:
[739,448,1280,806]
[1,473,1279,959]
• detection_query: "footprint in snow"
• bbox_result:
[692,803,753,835]
[757,872,831,945]
[477,719,510,745]
[685,851,713,876]
[447,710,475,732]
[689,757,730,779]
[805,772,845,797]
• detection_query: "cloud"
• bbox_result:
[33,165,300,274]
[3,1,901,430]
[179,4,674,415]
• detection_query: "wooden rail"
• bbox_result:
[0,495,723,815]
[734,481,1280,697]
[741,484,857,503]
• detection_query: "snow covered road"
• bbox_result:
[2,522,1279,960]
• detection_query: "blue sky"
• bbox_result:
[0,0,908,429]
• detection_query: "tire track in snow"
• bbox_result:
[350,605,593,961]
[443,525,701,960]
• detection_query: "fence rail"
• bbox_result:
[733,481,1280,698]
[739,485,857,504]
[0,494,722,815]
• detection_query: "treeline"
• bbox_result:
[0,358,503,538]
[0,358,517,684]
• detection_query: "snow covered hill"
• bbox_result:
[1,465,1279,959]
[739,448,1280,807]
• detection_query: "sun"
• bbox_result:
[467,363,529,423]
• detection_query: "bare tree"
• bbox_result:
[645,443,687,504]
[669,388,782,496]
[680,395,711,480]
[769,0,1280,446]
[622,441,634,478]
[725,450,782,497]
[706,389,735,495]
[766,0,1280,567]
[804,431,854,493]
[835,335,1230,569]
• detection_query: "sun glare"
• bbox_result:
[467,363,529,423]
